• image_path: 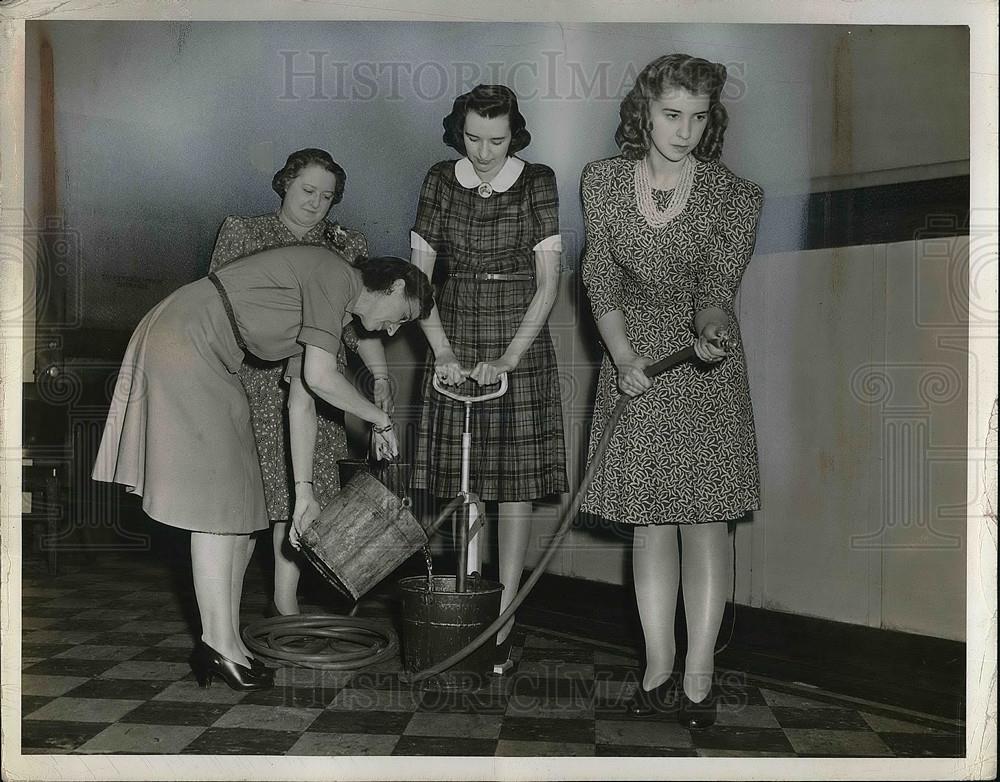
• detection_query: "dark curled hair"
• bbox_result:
[615,54,729,161]
[271,148,347,204]
[442,84,531,155]
[355,256,435,319]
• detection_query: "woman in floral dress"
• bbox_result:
[581,55,763,728]
[210,148,392,616]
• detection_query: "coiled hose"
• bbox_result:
[244,346,696,676]
[243,496,465,669]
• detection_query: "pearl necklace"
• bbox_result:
[634,155,695,228]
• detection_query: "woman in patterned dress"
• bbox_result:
[410,85,568,672]
[581,54,763,727]
[209,148,392,616]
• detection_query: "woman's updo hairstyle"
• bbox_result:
[271,148,347,205]
[442,84,531,155]
[615,54,729,161]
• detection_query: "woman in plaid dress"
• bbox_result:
[410,85,568,671]
[210,148,392,617]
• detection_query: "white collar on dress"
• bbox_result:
[454,156,525,192]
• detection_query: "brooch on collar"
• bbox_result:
[477,182,494,199]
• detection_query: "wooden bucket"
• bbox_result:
[298,470,427,601]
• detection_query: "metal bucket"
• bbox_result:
[398,574,503,690]
[298,469,426,601]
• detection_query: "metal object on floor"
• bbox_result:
[242,612,399,671]
[398,573,502,690]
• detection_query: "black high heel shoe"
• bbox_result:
[678,687,717,729]
[191,641,274,691]
[625,675,679,717]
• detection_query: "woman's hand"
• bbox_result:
[694,321,729,364]
[373,375,394,415]
[372,416,399,461]
[434,348,468,386]
[615,353,653,397]
[289,483,320,551]
[469,355,517,386]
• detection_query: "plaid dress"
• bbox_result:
[411,159,568,502]
[209,213,368,520]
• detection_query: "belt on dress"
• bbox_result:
[447,271,535,282]
[207,272,248,352]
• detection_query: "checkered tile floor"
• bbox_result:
[18,552,964,757]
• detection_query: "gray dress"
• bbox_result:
[93,247,363,534]
[209,214,369,520]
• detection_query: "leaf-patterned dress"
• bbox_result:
[580,157,763,525]
[209,213,368,520]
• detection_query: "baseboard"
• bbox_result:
[516,570,965,720]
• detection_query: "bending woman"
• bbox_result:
[580,54,763,728]
[209,147,389,617]
[410,84,568,674]
[93,250,433,690]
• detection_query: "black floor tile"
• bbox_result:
[21,695,54,717]
[181,727,301,755]
[55,619,137,632]
[98,632,176,647]
[129,646,195,663]
[241,684,340,709]
[771,706,871,730]
[520,647,594,664]
[21,643,75,658]
[23,658,122,677]
[347,672,406,691]
[594,698,678,722]
[596,744,698,756]
[64,678,176,700]
[877,731,965,757]
[392,735,497,756]
[417,688,508,714]
[689,726,796,753]
[499,716,595,744]
[21,720,109,752]
[21,605,90,619]
[121,700,234,726]
[509,674,594,699]
[595,664,642,682]
[307,709,413,735]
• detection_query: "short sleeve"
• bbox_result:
[283,353,303,383]
[412,164,445,250]
[526,165,560,249]
[694,177,764,315]
[209,216,247,273]
[580,161,624,320]
[298,262,355,357]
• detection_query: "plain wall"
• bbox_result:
[26,21,970,639]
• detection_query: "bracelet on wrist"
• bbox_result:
[372,421,394,434]
[294,480,313,487]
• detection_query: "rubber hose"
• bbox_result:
[400,345,696,684]
[242,495,466,669]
